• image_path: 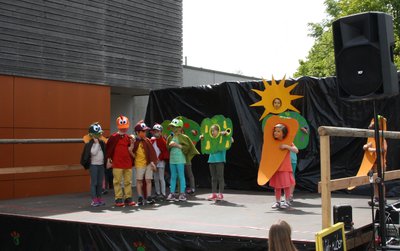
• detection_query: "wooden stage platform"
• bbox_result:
[0,189,394,250]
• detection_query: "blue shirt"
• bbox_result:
[208,150,227,163]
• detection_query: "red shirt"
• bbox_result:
[109,134,132,169]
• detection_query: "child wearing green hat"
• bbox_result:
[166,118,199,201]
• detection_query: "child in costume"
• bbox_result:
[106,116,136,207]
[272,97,307,203]
[270,123,298,209]
[150,123,169,200]
[166,118,199,201]
[131,120,158,205]
[201,125,233,201]
[363,116,387,206]
[80,122,107,207]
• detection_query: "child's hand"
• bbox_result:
[169,141,181,148]
[363,142,372,150]
[301,127,309,134]
[280,144,289,150]
[106,159,112,169]
[150,162,157,172]
[93,138,99,144]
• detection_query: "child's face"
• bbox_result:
[273,127,283,140]
[151,130,161,138]
[172,126,181,134]
[137,130,146,139]
[211,127,219,137]
[273,98,282,110]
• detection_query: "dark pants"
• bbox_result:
[185,164,195,190]
[209,162,225,194]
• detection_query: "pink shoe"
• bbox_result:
[97,198,105,206]
[217,193,224,200]
[207,193,217,201]
[90,199,99,207]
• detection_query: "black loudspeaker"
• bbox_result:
[333,12,398,98]
[333,205,353,230]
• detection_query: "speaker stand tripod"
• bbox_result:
[372,100,387,249]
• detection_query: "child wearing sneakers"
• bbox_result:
[166,118,199,201]
[131,120,158,205]
[150,123,169,200]
[106,116,136,207]
[201,125,233,201]
[270,124,298,209]
[80,122,107,207]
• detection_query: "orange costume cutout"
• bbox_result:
[349,117,387,190]
[257,115,299,186]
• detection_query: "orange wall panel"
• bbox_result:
[0,128,13,168]
[14,169,88,179]
[13,129,109,166]
[0,180,14,200]
[0,76,111,199]
[0,75,13,128]
[14,175,90,198]
[14,77,110,130]
[14,129,86,166]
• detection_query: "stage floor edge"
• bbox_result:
[0,189,385,250]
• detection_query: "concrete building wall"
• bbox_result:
[110,95,149,134]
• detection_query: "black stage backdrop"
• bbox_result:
[145,76,400,193]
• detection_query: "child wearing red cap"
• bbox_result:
[131,120,158,205]
[106,116,136,207]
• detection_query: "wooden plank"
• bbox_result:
[0,138,83,144]
[318,170,400,193]
[320,136,332,229]
[0,165,83,174]
[318,126,400,139]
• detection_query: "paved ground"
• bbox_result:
[0,189,394,243]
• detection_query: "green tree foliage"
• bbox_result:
[294,0,400,78]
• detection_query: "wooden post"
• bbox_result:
[320,135,331,229]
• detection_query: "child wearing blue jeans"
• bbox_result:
[166,118,199,201]
[80,123,107,207]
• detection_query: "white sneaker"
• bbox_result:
[166,193,175,201]
[271,201,280,209]
[280,202,290,209]
[178,193,187,201]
